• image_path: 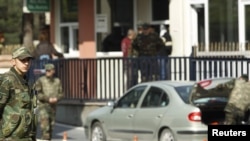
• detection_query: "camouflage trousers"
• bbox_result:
[38,105,56,140]
[224,104,244,125]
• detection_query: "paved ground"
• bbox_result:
[36,123,87,141]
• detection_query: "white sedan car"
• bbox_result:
[84,80,208,141]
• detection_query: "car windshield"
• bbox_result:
[175,85,193,103]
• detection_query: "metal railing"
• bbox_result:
[28,56,250,102]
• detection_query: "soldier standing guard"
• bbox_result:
[0,46,37,141]
[34,63,63,140]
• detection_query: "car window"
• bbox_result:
[116,86,146,108]
[141,86,169,108]
[175,85,193,103]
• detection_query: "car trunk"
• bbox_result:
[189,83,232,125]
[196,102,227,125]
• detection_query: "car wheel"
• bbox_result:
[91,122,106,141]
[159,128,175,141]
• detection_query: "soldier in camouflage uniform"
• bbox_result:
[34,63,63,140]
[224,75,250,125]
[212,74,250,125]
[0,46,37,141]
[132,23,165,82]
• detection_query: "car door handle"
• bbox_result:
[128,114,134,118]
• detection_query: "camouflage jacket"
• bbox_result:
[132,33,165,56]
[34,76,63,106]
[226,79,250,112]
[0,67,36,139]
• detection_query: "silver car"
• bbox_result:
[84,81,208,141]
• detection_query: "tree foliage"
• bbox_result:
[0,0,23,45]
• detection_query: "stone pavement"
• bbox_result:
[36,123,87,141]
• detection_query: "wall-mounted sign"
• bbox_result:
[96,14,108,33]
[26,0,50,12]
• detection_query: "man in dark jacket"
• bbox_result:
[33,32,63,60]
[132,23,165,82]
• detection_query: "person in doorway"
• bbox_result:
[33,32,64,60]
[0,46,37,141]
[121,28,137,89]
[161,25,172,56]
[102,27,123,52]
[158,25,172,80]
[34,63,64,140]
[121,29,136,58]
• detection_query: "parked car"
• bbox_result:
[84,80,208,141]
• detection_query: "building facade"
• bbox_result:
[20,0,250,126]
[46,0,250,58]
